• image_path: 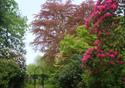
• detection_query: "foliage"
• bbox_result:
[26,25,95,88]
[54,54,85,88]
[0,59,25,88]
[26,56,51,76]
[27,0,125,88]
[39,25,95,88]
[82,0,125,87]
[0,0,27,88]
[26,57,50,88]
[59,26,96,57]
[0,0,27,58]
[32,0,94,60]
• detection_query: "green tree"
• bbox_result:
[0,0,27,88]
[59,26,96,57]
[0,0,27,59]
[39,26,95,88]
[0,59,20,88]
[26,57,49,88]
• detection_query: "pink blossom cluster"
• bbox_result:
[97,49,118,59]
[82,0,122,65]
[97,53,105,58]
[82,0,124,85]
[109,60,123,65]
[94,39,100,46]
[108,49,118,58]
[84,0,118,30]
[82,48,94,63]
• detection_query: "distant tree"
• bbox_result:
[26,58,49,88]
[32,0,94,61]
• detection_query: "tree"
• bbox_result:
[59,26,96,58]
[0,0,27,59]
[26,26,95,88]
[0,0,27,88]
[0,59,20,88]
[32,0,94,61]
[26,58,49,88]
[55,54,84,88]
[32,26,95,88]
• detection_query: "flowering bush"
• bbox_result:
[82,0,125,87]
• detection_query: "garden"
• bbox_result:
[0,0,125,88]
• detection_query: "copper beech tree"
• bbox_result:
[32,0,94,61]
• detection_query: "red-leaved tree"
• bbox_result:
[32,0,94,61]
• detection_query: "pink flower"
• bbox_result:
[94,39,100,45]
[114,50,118,55]
[109,49,113,53]
[82,55,91,62]
[97,31,102,36]
[109,54,115,59]
[84,18,90,29]
[106,53,110,57]
[96,0,101,6]
[82,48,94,63]
[97,53,105,58]
[110,3,117,11]
[86,48,94,54]
[101,54,105,58]
[117,60,123,65]
[106,0,113,3]
[99,5,105,12]
[97,53,101,58]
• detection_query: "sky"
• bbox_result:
[16,0,82,65]
[16,0,44,65]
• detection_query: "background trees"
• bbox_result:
[29,0,95,88]
[0,0,27,88]
[27,25,95,88]
[32,0,94,61]
[29,0,125,88]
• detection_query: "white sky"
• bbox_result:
[16,0,82,65]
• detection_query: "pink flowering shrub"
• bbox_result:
[82,48,94,62]
[82,0,125,87]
